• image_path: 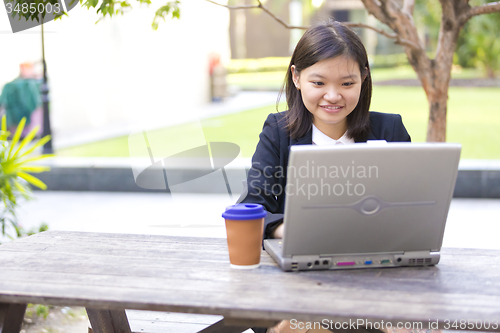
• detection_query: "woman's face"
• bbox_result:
[292,55,363,139]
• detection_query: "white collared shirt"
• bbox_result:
[312,124,355,145]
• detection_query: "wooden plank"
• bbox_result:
[126,310,223,324]
[1,262,500,307]
[1,270,499,314]
[87,308,131,333]
[126,310,223,333]
[1,266,499,310]
[0,240,230,258]
[0,236,499,277]
[0,253,499,300]
[0,267,499,312]
[129,319,217,333]
[9,231,226,247]
[0,302,27,333]
[0,248,275,272]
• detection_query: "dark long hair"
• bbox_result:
[278,20,372,141]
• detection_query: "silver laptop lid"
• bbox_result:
[282,142,461,257]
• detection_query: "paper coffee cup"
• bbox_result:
[222,204,267,269]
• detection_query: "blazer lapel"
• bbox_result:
[355,131,376,143]
[290,129,313,146]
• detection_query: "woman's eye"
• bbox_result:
[312,82,324,86]
[342,82,354,87]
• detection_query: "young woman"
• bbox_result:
[240,19,411,244]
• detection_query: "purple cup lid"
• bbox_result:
[222,203,267,220]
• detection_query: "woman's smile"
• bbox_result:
[319,104,344,113]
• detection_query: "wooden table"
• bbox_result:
[1,231,500,333]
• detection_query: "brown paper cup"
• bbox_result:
[225,217,264,269]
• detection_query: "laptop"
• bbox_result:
[264,142,461,271]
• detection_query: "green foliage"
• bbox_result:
[25,304,51,320]
[152,1,180,30]
[79,0,180,27]
[414,0,441,52]
[456,1,500,78]
[35,304,50,319]
[0,116,53,241]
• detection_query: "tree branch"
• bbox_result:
[204,0,259,10]
[343,22,419,49]
[257,0,308,30]
[206,0,417,48]
[205,0,308,29]
[460,1,500,25]
[361,0,422,51]
[402,0,415,16]
[361,0,391,25]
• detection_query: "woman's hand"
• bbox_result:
[267,320,333,332]
[267,320,309,333]
[272,223,284,238]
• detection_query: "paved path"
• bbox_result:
[10,192,500,250]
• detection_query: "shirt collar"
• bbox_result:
[312,124,355,145]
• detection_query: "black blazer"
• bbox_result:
[240,111,411,239]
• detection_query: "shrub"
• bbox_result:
[0,116,52,241]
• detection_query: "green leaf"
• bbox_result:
[18,135,52,159]
[13,155,54,169]
[17,172,47,190]
[172,7,180,19]
[19,165,51,173]
[12,126,40,160]
[8,117,26,159]
[0,130,9,141]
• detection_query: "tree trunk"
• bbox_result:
[426,89,449,142]
[486,66,496,79]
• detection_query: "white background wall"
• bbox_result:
[0,0,231,145]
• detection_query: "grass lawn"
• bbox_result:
[57,66,499,160]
